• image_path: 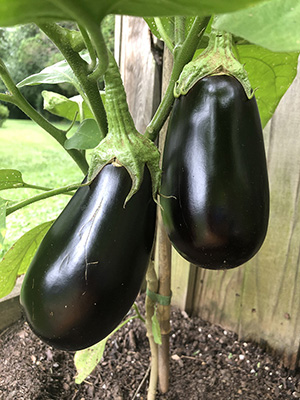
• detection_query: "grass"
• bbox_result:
[0,119,86,255]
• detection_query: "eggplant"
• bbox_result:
[20,164,156,350]
[161,75,269,269]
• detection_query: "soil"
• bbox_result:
[0,294,299,400]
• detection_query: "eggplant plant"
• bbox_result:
[0,1,299,399]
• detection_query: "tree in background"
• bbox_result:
[0,16,114,118]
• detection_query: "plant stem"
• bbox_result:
[37,22,108,138]
[17,182,73,195]
[48,0,109,80]
[13,183,53,192]
[104,52,136,139]
[133,302,146,323]
[145,261,159,400]
[78,24,97,72]
[111,314,140,334]
[0,59,89,175]
[174,17,186,46]
[6,182,89,216]
[145,16,210,142]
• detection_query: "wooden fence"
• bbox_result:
[116,16,300,370]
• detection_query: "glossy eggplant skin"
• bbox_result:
[161,75,269,269]
[20,164,156,351]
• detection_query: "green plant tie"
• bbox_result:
[146,288,172,306]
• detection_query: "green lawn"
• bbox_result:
[0,119,86,255]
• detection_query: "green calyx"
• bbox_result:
[88,52,161,205]
[174,29,253,99]
[88,131,161,206]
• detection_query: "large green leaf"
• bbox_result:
[42,91,95,121]
[0,1,64,27]
[0,221,52,298]
[17,58,82,92]
[238,46,298,128]
[0,0,271,28]
[214,0,300,52]
[64,119,103,150]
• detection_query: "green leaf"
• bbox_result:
[74,338,108,384]
[64,119,103,150]
[0,169,25,190]
[0,169,51,192]
[0,198,7,253]
[146,17,173,42]
[151,308,162,345]
[17,59,79,88]
[42,91,94,122]
[214,0,300,52]
[146,17,200,51]
[237,46,298,127]
[0,1,65,27]
[0,0,273,28]
[111,0,267,17]
[17,53,92,93]
[0,221,53,298]
[74,313,140,384]
[146,17,175,50]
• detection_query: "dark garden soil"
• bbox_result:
[0,294,299,400]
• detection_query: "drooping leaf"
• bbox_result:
[0,0,272,29]
[64,119,103,150]
[0,221,53,298]
[0,198,7,253]
[151,307,162,345]
[42,91,94,121]
[74,338,108,384]
[0,169,25,190]
[214,0,300,52]
[74,313,140,383]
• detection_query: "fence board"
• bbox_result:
[115,16,161,134]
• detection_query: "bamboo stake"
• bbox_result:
[155,214,172,393]
[145,261,159,400]
[156,46,173,394]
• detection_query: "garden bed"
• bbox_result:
[0,294,299,399]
